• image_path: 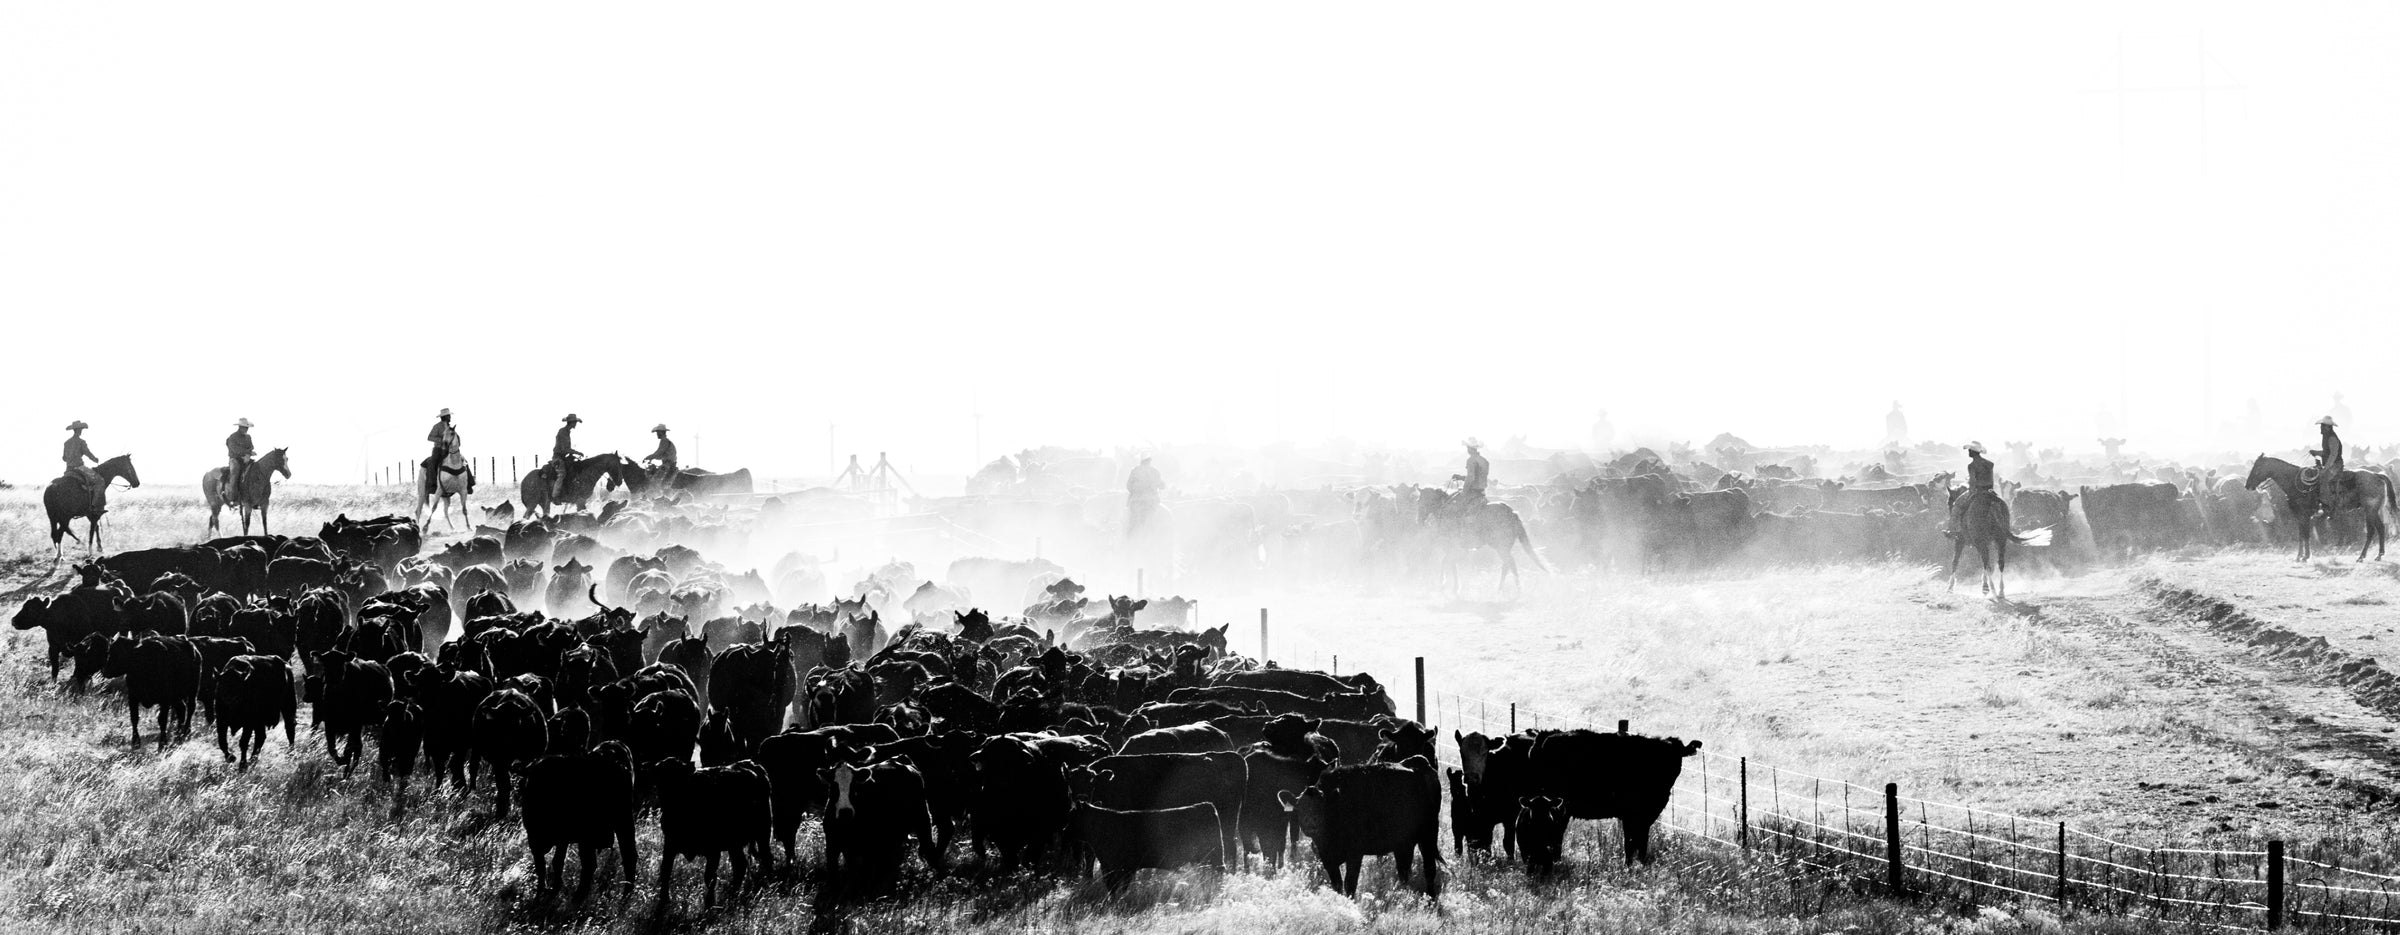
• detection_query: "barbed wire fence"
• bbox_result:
[1255,617,2400,932]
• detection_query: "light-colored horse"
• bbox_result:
[204,447,290,535]
[417,450,475,530]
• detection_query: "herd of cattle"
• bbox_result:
[1334,447,2375,577]
[12,504,1701,908]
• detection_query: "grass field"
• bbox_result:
[2,485,2395,933]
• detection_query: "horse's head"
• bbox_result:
[261,448,292,479]
[2243,454,2274,491]
[98,454,139,488]
[600,453,625,492]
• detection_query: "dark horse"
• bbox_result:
[2246,455,2395,562]
[1944,487,2050,599]
[1416,488,1547,593]
[520,452,635,517]
[205,447,291,536]
[44,454,140,563]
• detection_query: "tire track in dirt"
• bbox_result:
[2019,575,2400,826]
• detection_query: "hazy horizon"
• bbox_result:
[8,3,2398,484]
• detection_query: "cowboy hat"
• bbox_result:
[1964,441,1986,453]
[563,414,582,423]
[439,407,452,417]
[2318,416,2337,426]
[652,424,669,433]
[1463,437,1482,449]
[65,421,88,431]
[235,418,254,428]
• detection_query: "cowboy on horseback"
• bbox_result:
[61,421,104,504]
[423,408,472,494]
[1949,441,2011,532]
[1457,438,1490,510]
[548,413,583,503]
[2309,415,2346,513]
[643,423,677,483]
[221,419,255,503]
[1126,454,1164,535]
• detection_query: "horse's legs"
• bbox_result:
[1947,537,1964,591]
[1994,540,2007,600]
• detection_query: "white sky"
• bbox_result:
[5,2,2397,484]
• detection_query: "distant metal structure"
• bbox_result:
[833,452,918,514]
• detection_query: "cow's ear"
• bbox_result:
[1684,739,1703,755]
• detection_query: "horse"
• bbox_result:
[2249,455,2398,562]
[519,452,633,518]
[43,454,140,563]
[1415,488,1546,593]
[417,450,476,530]
[204,447,290,536]
[1944,487,2050,599]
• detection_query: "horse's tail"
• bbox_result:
[2381,473,2399,528]
[1510,510,1549,572]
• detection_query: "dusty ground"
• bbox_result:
[6,485,2399,931]
[1225,554,2400,851]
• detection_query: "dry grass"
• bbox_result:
[3,489,2396,933]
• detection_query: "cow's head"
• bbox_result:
[1516,795,1571,869]
[1455,730,1496,783]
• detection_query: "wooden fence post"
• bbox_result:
[2267,840,2284,930]
[1509,703,1516,733]
[1617,719,1628,735]
[1885,782,1905,896]
[2056,822,2068,907]
[511,456,517,483]
[1739,757,1750,849]
[1259,608,1268,663]
[1413,657,1426,726]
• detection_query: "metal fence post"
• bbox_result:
[1259,608,1268,663]
[1413,657,1426,725]
[1136,568,1144,596]
[1885,782,1905,896]
[2267,840,2284,930]
[511,456,517,483]
[1508,703,1516,733]
[1739,757,1750,849]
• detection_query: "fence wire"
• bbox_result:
[1374,663,2400,932]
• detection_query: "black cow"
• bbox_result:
[472,688,549,819]
[1240,749,1319,869]
[1073,802,1224,895]
[1526,729,1701,865]
[1120,722,1234,755]
[214,654,295,770]
[119,591,188,636]
[1165,685,1384,720]
[966,734,1074,868]
[1374,721,1438,763]
[823,758,938,895]
[418,666,495,790]
[313,649,393,772]
[379,699,424,789]
[657,635,713,704]
[101,547,227,597]
[102,633,204,751]
[653,758,774,909]
[628,688,703,780]
[1077,752,1247,866]
[754,727,875,863]
[1212,669,1392,713]
[708,642,794,752]
[522,740,641,898]
[870,732,979,855]
[13,588,125,681]
[1281,756,1442,897]
[1259,714,1340,761]
[1516,795,1571,876]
